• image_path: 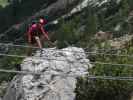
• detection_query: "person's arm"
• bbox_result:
[40,26,50,41]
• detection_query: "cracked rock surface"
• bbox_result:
[3,47,92,100]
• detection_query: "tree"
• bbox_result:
[119,0,129,17]
[85,7,98,34]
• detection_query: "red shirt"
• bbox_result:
[27,22,49,42]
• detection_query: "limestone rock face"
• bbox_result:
[3,47,92,100]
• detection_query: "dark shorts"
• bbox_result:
[31,36,37,44]
[31,35,41,44]
[30,31,42,44]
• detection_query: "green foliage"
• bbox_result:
[0,0,9,7]
[56,21,74,48]
[119,0,130,18]
[128,0,133,10]
[84,7,98,34]
[76,77,133,100]
[0,47,25,82]
[55,5,100,48]
[56,16,83,48]
[75,43,133,100]
[0,57,22,82]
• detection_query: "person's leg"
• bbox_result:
[40,35,46,47]
[35,36,44,56]
[35,36,42,48]
[27,43,33,56]
[27,37,36,56]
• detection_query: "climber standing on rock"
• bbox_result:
[26,16,50,55]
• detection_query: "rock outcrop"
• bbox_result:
[109,34,133,49]
[3,47,92,100]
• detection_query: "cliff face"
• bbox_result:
[0,0,123,42]
[0,0,81,42]
[3,47,92,100]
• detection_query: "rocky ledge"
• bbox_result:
[3,47,92,100]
